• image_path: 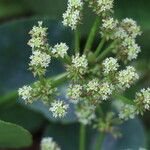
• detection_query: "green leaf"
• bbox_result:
[43,118,146,150]
[0,18,76,123]
[0,120,32,148]
[0,103,45,132]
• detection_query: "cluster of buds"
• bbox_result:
[19,22,69,118]
[62,0,83,30]
[40,137,61,150]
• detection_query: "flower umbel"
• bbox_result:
[49,101,69,118]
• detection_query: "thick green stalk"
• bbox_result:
[0,72,68,106]
[94,36,106,57]
[96,40,117,62]
[95,132,105,150]
[75,29,80,53]
[84,17,100,53]
[79,124,86,150]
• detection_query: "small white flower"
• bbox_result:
[121,18,142,38]
[67,84,82,102]
[102,57,119,75]
[18,85,32,102]
[119,104,137,120]
[117,66,139,90]
[76,104,96,125]
[41,137,61,150]
[135,88,150,110]
[29,51,51,68]
[99,82,114,100]
[49,101,69,118]
[52,43,69,58]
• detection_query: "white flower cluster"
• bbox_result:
[67,84,82,102]
[89,0,114,16]
[114,18,141,61]
[41,137,61,150]
[29,51,51,68]
[67,53,88,79]
[76,104,96,125]
[121,18,142,38]
[27,22,51,76]
[49,101,69,118]
[102,57,119,75]
[119,104,137,120]
[52,43,69,58]
[101,17,118,34]
[18,85,32,104]
[28,21,48,50]
[117,66,139,90]
[121,37,141,61]
[87,79,99,93]
[72,53,88,72]
[99,82,114,100]
[134,88,150,111]
[29,51,51,76]
[62,0,83,30]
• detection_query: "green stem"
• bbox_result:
[95,132,105,150]
[0,72,68,106]
[94,36,106,57]
[75,29,80,53]
[96,40,118,62]
[84,17,100,53]
[79,124,86,150]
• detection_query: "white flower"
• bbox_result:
[68,0,83,8]
[114,27,128,39]
[62,0,83,30]
[89,0,114,16]
[41,137,61,150]
[29,21,47,38]
[49,101,69,118]
[52,43,69,58]
[121,37,141,61]
[135,88,150,110]
[18,85,32,103]
[28,21,48,49]
[76,104,96,125]
[29,51,51,68]
[121,18,142,38]
[102,17,118,30]
[119,104,137,120]
[87,79,99,92]
[117,66,139,90]
[72,53,88,74]
[99,82,114,100]
[67,84,82,102]
[102,57,119,74]
[63,9,81,30]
